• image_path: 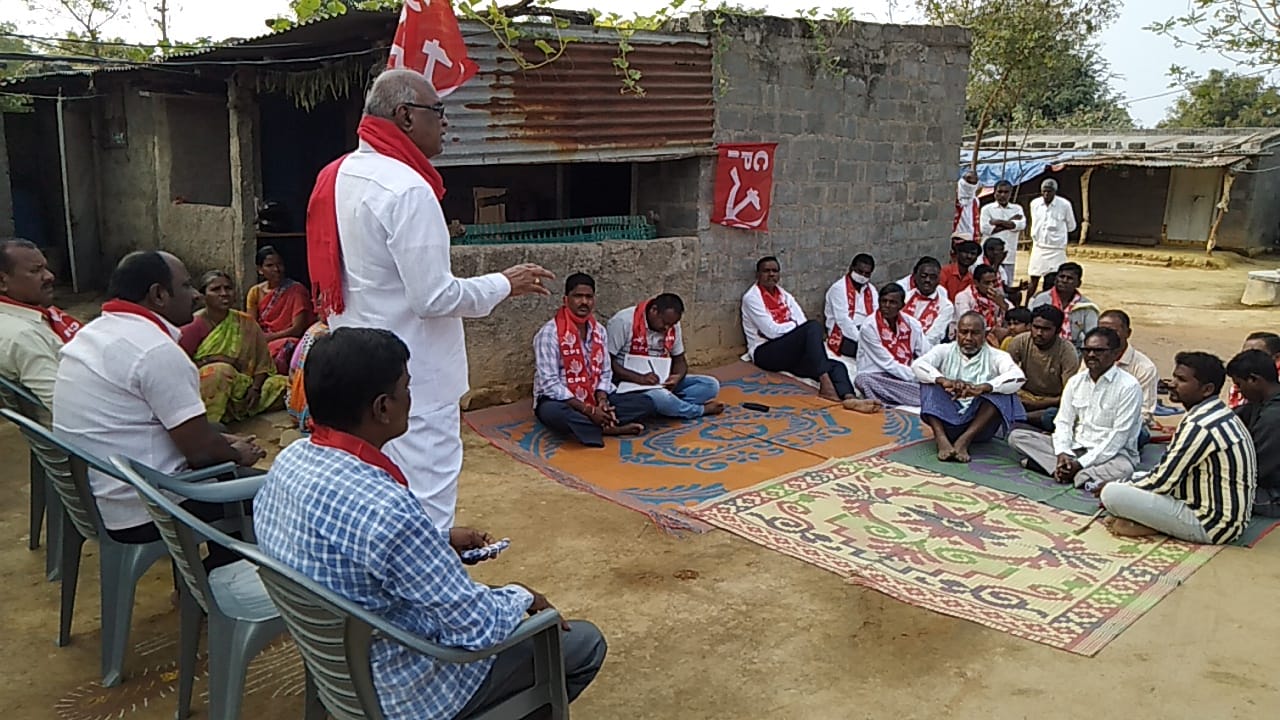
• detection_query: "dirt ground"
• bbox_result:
[2,253,1279,720]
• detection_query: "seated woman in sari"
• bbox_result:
[245,245,313,375]
[285,320,329,432]
[180,271,288,424]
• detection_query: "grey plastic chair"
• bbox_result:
[0,408,238,687]
[113,456,310,720]
[0,374,64,580]
[224,517,569,719]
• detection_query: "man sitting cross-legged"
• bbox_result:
[1091,309,1159,444]
[823,252,878,361]
[912,311,1027,462]
[853,282,927,408]
[1100,351,1256,544]
[1228,331,1280,409]
[1008,327,1143,489]
[742,256,876,411]
[605,293,724,420]
[897,256,955,346]
[1227,349,1280,518]
[534,274,656,447]
[255,327,607,719]
[1005,304,1079,428]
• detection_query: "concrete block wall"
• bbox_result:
[1218,150,1280,252]
[676,14,971,359]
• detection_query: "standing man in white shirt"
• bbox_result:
[54,252,264,568]
[1027,178,1077,297]
[823,252,878,360]
[742,256,876,411]
[306,69,554,528]
[1008,327,1143,488]
[979,180,1025,283]
[897,257,955,347]
[953,169,981,244]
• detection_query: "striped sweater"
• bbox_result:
[1133,397,1257,544]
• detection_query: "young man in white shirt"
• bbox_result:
[897,257,955,346]
[1027,178,1078,297]
[305,69,554,529]
[605,292,724,419]
[854,283,927,408]
[979,180,1025,283]
[1008,327,1143,488]
[1094,309,1160,434]
[912,312,1027,463]
[823,253,878,361]
[53,251,264,561]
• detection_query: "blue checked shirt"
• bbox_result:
[255,440,534,720]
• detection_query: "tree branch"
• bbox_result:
[497,0,594,26]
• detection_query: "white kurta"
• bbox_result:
[823,275,878,347]
[331,142,512,527]
[741,284,806,360]
[899,285,955,346]
[855,313,929,381]
[1028,196,1078,277]
[979,201,1026,271]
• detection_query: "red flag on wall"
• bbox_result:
[711,143,778,231]
[387,0,478,98]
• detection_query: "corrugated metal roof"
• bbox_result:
[1061,153,1250,168]
[967,128,1280,155]
[436,28,713,166]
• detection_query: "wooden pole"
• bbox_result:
[1078,167,1096,245]
[1206,171,1236,256]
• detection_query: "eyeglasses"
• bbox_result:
[1080,347,1112,355]
[403,101,446,119]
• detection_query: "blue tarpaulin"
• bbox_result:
[957,148,1088,187]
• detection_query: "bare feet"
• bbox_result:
[842,397,882,414]
[936,439,958,462]
[953,443,972,463]
[603,423,645,437]
[1103,517,1158,537]
[702,401,727,416]
[818,375,840,402]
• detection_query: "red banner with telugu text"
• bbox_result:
[711,142,778,231]
[386,0,478,98]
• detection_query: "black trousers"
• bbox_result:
[752,320,854,397]
[454,621,607,719]
[535,393,656,447]
[107,498,249,571]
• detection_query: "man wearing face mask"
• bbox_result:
[824,253,879,361]
[912,312,1027,463]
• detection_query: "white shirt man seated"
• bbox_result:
[53,251,264,562]
[897,257,955,346]
[1008,327,1143,488]
[605,293,724,420]
[0,238,81,411]
[824,253,879,360]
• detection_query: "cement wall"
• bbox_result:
[457,236,699,408]
[94,83,162,264]
[677,14,970,358]
[1217,150,1280,252]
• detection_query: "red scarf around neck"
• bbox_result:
[101,299,173,339]
[758,284,792,325]
[904,289,941,332]
[306,116,447,320]
[971,287,1005,332]
[0,296,82,343]
[629,300,676,356]
[555,305,607,407]
[826,275,875,354]
[310,424,408,487]
[877,311,915,365]
[1049,289,1079,339]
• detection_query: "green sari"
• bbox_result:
[182,310,288,423]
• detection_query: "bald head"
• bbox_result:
[364,69,448,158]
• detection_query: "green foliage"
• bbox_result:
[1159,69,1280,128]
[921,0,1125,158]
[1147,1,1280,70]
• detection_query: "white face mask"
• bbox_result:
[850,272,871,286]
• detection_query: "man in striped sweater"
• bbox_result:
[1100,351,1257,545]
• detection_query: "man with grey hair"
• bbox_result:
[1027,178,1077,297]
[306,68,555,528]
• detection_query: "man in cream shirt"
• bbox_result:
[310,69,553,528]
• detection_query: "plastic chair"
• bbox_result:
[0,374,64,580]
[113,456,305,720]
[224,519,569,719]
[0,408,237,687]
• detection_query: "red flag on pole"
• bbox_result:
[387,0,478,97]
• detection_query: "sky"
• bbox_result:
[9,0,1235,127]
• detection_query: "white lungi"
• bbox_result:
[384,402,463,528]
[1027,245,1068,277]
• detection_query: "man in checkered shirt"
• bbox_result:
[255,327,607,719]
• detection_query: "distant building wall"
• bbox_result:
[1219,149,1280,252]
